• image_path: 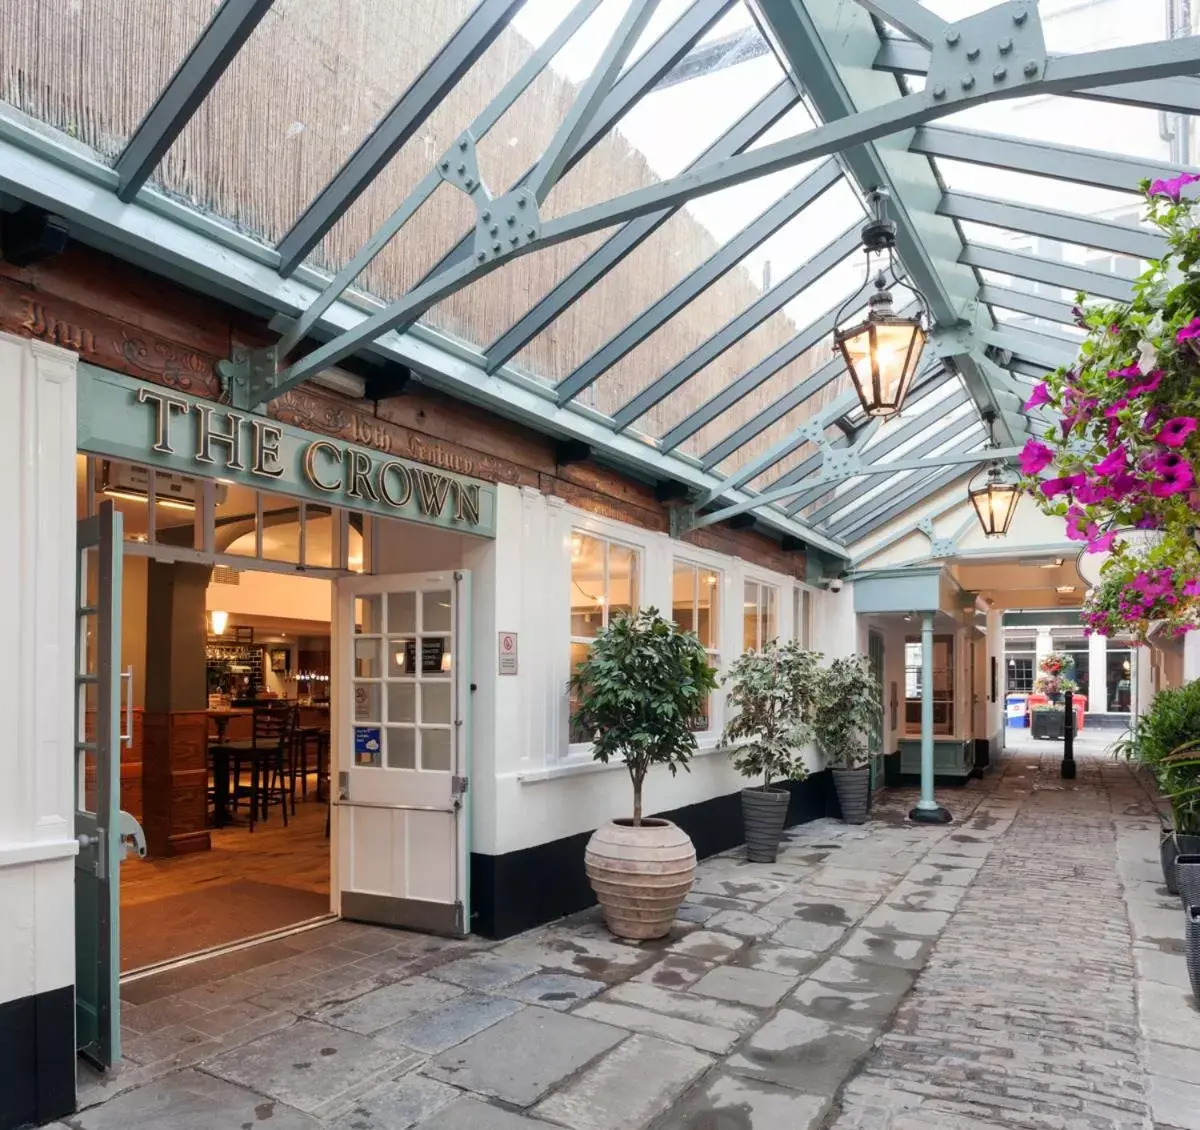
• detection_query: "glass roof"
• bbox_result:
[1,0,1195,551]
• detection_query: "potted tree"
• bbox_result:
[812,655,882,825]
[569,608,718,940]
[722,641,819,863]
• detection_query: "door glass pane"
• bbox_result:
[389,637,417,678]
[354,638,380,677]
[259,491,301,564]
[388,682,415,724]
[388,591,416,634]
[215,481,259,558]
[421,682,452,725]
[303,504,335,569]
[672,562,696,634]
[569,641,591,744]
[421,728,452,773]
[422,590,452,633]
[354,682,380,723]
[422,637,450,677]
[764,586,778,644]
[609,545,638,621]
[356,595,383,634]
[386,727,416,770]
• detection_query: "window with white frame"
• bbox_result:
[742,580,778,652]
[794,586,813,649]
[568,531,640,744]
[672,560,721,732]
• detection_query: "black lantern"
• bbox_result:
[968,411,1021,537]
[834,188,930,418]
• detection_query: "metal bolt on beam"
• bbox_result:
[946,29,961,45]
[967,47,980,61]
[962,73,976,89]
[933,83,946,98]
[1024,60,1039,77]
[994,65,1007,81]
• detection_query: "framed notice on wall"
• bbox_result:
[498,631,518,675]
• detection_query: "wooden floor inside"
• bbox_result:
[119,793,330,973]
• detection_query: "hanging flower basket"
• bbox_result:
[1019,174,1200,633]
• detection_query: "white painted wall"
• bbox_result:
[399,485,843,858]
[0,334,77,1016]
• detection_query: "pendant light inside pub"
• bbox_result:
[834,188,930,418]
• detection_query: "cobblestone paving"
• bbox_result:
[64,735,1200,1130]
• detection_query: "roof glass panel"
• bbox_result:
[574,176,859,417]
[0,0,213,160]
[151,1,483,247]
[490,56,798,384]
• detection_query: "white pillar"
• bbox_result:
[985,608,1004,752]
[0,333,78,1122]
[1035,627,1054,667]
[1088,632,1108,713]
[1184,632,1200,683]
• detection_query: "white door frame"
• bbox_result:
[331,570,471,935]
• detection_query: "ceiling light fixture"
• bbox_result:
[968,410,1021,538]
[834,188,930,418]
[210,610,229,636]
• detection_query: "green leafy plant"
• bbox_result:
[1116,678,1200,833]
[569,607,718,826]
[722,641,820,789]
[811,655,882,771]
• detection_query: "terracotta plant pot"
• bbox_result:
[585,818,696,940]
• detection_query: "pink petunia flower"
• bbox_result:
[1094,445,1128,477]
[1175,317,1200,344]
[1157,417,1198,448]
[1129,370,1165,397]
[1019,439,1054,476]
[1184,580,1200,597]
[1024,382,1051,411]
[1150,172,1200,201]
[1041,474,1086,499]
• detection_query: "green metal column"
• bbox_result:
[910,613,951,824]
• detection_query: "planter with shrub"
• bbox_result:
[723,642,819,863]
[569,608,718,940]
[1116,679,1200,891]
[812,655,883,825]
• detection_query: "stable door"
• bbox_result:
[332,571,471,935]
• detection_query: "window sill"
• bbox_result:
[516,738,729,785]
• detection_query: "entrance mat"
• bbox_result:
[120,880,329,972]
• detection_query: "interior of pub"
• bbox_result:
[78,454,355,972]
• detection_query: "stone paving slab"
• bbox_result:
[326,1075,460,1130]
[422,1006,626,1106]
[62,1069,322,1129]
[532,1033,711,1130]
[204,1019,421,1115]
[724,1009,874,1095]
[655,1070,827,1130]
[74,734,1200,1130]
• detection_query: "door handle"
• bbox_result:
[120,667,134,747]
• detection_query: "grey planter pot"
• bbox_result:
[833,766,871,825]
[1188,905,1200,1005]
[1177,854,1200,914]
[1162,832,1180,896]
[741,787,790,863]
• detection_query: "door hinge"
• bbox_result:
[451,775,469,798]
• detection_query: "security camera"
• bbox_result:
[827,576,844,594]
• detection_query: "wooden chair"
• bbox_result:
[212,704,296,832]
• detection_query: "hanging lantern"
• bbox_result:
[834,188,930,418]
[968,410,1021,537]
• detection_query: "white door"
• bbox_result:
[332,571,470,935]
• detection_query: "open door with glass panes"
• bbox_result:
[331,571,471,935]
